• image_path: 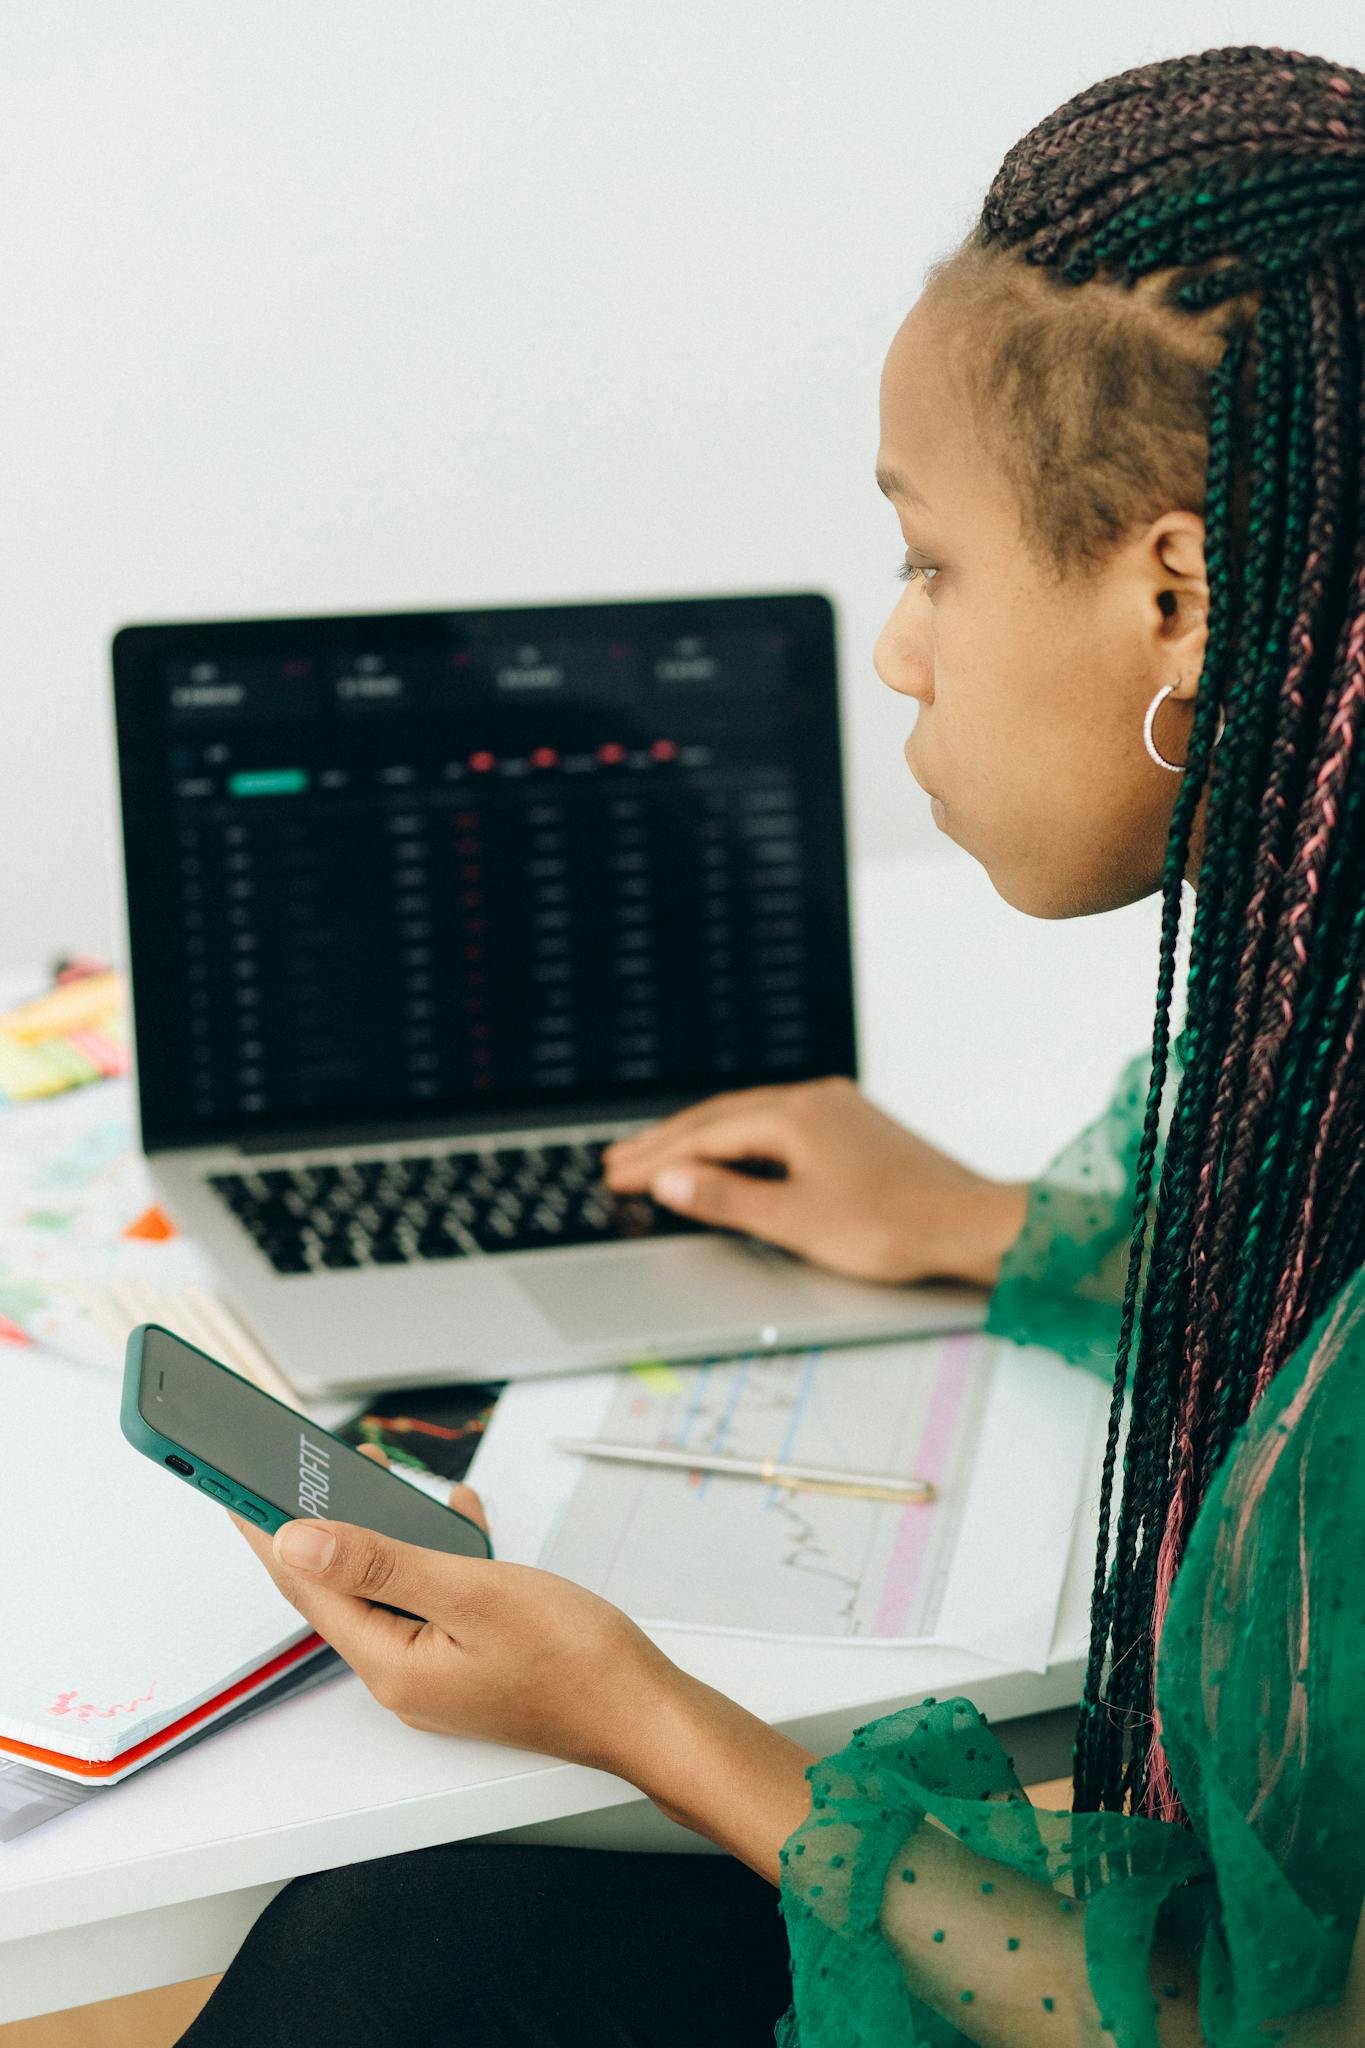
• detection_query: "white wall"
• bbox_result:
[2,0,1361,974]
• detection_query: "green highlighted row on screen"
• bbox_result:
[228,768,310,798]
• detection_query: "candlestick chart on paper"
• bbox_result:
[538,1334,995,1640]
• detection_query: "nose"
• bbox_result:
[873,590,933,703]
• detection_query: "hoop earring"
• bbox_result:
[1143,680,1226,773]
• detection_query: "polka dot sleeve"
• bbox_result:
[983,1032,1189,1383]
[776,1261,1365,2047]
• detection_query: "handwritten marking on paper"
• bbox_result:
[47,1679,158,1722]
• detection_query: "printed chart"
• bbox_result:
[541,1337,988,1640]
[476,1329,1102,1666]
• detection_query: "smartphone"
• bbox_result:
[121,1323,492,1562]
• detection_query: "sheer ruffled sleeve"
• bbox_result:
[982,1030,1189,1381]
[776,1257,1365,2048]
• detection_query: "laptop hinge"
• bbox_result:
[205,1095,700,1158]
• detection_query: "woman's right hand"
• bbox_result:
[602,1077,1030,1288]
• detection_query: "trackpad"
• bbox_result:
[518,1238,842,1345]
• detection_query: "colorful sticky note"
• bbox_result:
[0,1037,73,1101]
[627,1358,686,1395]
[0,968,129,1103]
[66,1027,129,1079]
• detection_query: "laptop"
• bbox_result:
[112,591,987,1395]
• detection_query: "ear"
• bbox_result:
[1147,512,1209,701]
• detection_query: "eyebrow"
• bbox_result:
[875,463,928,507]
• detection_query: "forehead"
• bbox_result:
[877,292,970,496]
[878,287,1020,530]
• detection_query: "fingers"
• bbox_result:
[230,1508,420,1668]
[272,1514,483,1623]
[356,1436,490,1537]
[446,1480,491,1535]
[603,1088,780,1178]
[604,1092,795,1193]
[647,1158,797,1243]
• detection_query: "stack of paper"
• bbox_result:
[0,1345,334,1814]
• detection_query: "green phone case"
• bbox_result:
[120,1321,493,1556]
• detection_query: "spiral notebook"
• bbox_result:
[0,1344,332,1787]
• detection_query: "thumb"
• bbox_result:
[273,1516,453,1613]
[650,1161,789,1241]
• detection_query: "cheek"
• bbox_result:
[965,573,1076,711]
[931,600,1022,738]
[956,606,1147,894]
[932,598,1070,811]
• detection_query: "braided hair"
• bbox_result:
[933,47,1365,1821]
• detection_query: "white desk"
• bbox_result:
[0,849,1171,2023]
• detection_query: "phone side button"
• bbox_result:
[234,1499,269,1524]
[198,1477,233,1502]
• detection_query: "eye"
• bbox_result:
[897,554,940,586]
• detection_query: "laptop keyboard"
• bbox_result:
[208,1140,699,1275]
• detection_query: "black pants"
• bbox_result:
[176,1842,794,2048]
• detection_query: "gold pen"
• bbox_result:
[552,1437,935,1504]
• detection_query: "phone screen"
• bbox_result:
[127,1323,491,1560]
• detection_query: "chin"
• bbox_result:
[991,864,1151,922]
[980,862,1077,921]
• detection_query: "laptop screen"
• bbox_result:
[113,593,856,1151]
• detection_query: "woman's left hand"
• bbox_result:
[232,1444,820,1883]
[228,1450,682,1781]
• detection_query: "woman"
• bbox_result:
[181,46,1365,2047]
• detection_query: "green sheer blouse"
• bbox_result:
[777,1037,1365,2046]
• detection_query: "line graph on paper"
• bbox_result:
[538,1334,996,1640]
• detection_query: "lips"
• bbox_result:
[903,743,938,801]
